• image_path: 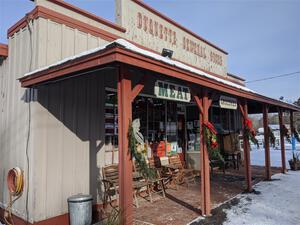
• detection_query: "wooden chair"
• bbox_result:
[223,133,241,170]
[102,164,119,209]
[102,164,151,208]
[133,160,166,201]
[168,154,196,188]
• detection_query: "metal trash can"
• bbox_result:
[68,194,93,225]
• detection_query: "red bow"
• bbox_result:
[204,121,217,135]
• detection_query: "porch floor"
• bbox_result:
[133,165,282,225]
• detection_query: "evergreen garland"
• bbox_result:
[128,121,156,179]
[203,122,224,162]
[268,126,276,148]
[243,118,259,148]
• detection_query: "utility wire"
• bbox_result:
[245,71,300,83]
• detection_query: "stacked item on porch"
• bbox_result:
[151,141,166,157]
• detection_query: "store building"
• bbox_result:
[0,0,299,225]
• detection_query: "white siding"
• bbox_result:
[0,22,38,221]
[0,14,111,222]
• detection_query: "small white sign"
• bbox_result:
[154,80,191,102]
[219,95,237,110]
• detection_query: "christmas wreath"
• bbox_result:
[128,120,156,179]
[268,126,276,148]
[292,127,300,143]
[282,124,291,143]
[243,118,259,148]
[203,121,224,162]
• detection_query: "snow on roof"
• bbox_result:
[24,39,255,94]
[115,39,256,93]
[22,39,300,111]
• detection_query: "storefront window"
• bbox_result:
[105,92,118,149]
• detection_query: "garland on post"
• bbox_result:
[282,124,291,143]
[128,121,156,179]
[268,126,276,148]
[243,118,259,148]
[292,127,300,143]
[203,121,224,162]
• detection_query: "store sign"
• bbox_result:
[116,0,228,76]
[154,80,191,102]
[219,95,237,110]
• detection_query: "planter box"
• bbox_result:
[289,160,300,171]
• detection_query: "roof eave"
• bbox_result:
[19,44,300,112]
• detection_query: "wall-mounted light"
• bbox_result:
[161,48,173,58]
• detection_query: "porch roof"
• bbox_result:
[19,39,300,112]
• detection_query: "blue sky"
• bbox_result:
[0,0,299,102]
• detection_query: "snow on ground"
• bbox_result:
[251,143,300,169]
[223,171,300,225]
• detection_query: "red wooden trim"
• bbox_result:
[47,0,126,32]
[8,6,120,41]
[238,102,245,118]
[7,6,239,85]
[130,74,147,101]
[278,108,286,173]
[263,104,271,180]
[130,83,144,102]
[194,95,204,115]
[7,7,39,37]
[7,3,125,38]
[112,49,300,111]
[200,90,211,216]
[0,206,69,225]
[118,65,134,225]
[131,0,228,55]
[0,43,8,57]
[207,91,216,108]
[19,49,118,87]
[19,45,300,112]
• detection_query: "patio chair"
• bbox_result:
[102,164,119,209]
[167,154,196,188]
[133,160,166,201]
[223,133,241,170]
[102,164,152,208]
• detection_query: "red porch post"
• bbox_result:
[278,108,286,173]
[194,89,213,216]
[117,65,146,225]
[239,100,252,192]
[118,66,133,224]
[263,104,271,180]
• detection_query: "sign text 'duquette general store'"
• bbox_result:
[116,0,228,77]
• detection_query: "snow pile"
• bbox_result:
[223,171,300,225]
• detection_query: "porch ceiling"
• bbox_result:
[19,39,300,112]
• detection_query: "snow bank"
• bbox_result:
[251,145,300,169]
[223,171,300,225]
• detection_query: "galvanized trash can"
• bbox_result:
[68,194,93,225]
